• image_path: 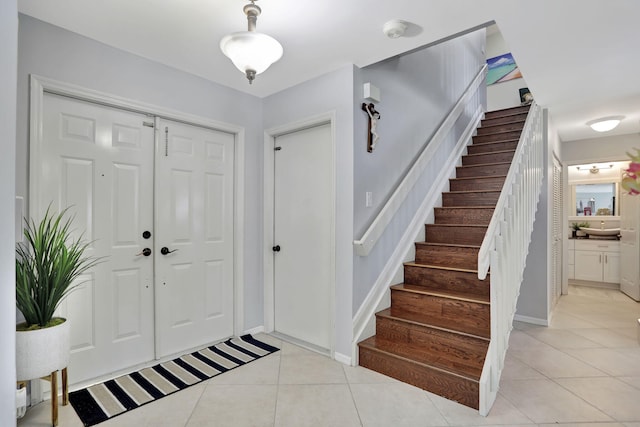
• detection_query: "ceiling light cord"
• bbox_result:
[244,2,260,33]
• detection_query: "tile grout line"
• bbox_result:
[272,339,283,427]
[342,365,365,427]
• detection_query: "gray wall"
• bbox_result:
[352,30,486,312]
[17,15,265,329]
[517,109,556,322]
[486,29,529,111]
[562,133,640,164]
[1,2,18,425]
[263,66,355,357]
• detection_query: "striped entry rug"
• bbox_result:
[68,334,279,426]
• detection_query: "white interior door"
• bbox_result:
[39,93,155,383]
[154,119,235,357]
[273,123,332,350]
[620,190,640,300]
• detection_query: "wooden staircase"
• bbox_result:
[358,105,530,410]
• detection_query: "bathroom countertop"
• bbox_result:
[568,235,620,241]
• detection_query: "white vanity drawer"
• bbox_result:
[574,240,619,253]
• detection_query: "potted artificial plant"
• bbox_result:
[571,222,580,238]
[15,206,99,382]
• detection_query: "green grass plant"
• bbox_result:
[16,206,101,328]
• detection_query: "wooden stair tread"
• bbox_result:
[457,161,511,168]
[451,175,507,181]
[479,121,525,129]
[358,336,481,381]
[435,206,494,209]
[404,262,480,273]
[415,242,481,249]
[425,223,487,228]
[376,308,489,342]
[484,106,530,117]
[474,128,521,137]
[391,283,490,304]
[445,189,501,194]
[464,150,515,158]
[471,138,519,146]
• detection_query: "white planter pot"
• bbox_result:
[16,319,70,381]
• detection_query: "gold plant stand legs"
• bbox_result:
[29,367,69,427]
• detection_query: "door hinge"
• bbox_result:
[164,126,169,157]
[143,121,154,128]
[274,146,282,151]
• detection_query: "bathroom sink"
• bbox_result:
[579,227,620,236]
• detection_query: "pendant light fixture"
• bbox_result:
[220,0,283,84]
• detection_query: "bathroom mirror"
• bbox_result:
[567,161,628,218]
[574,183,617,216]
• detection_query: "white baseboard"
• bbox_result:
[334,352,352,366]
[514,314,549,326]
[243,325,265,336]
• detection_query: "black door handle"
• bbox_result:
[272,245,281,252]
[160,247,178,255]
[136,248,152,256]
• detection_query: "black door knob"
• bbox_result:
[272,245,281,252]
[142,231,151,239]
[136,248,151,256]
[161,247,178,255]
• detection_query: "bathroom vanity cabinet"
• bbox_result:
[573,240,620,284]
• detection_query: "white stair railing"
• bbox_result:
[477,102,544,416]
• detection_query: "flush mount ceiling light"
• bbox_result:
[220,0,283,84]
[587,116,624,132]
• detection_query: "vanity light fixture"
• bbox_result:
[587,116,624,132]
[576,163,614,174]
[220,0,283,84]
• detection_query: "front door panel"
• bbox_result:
[154,119,235,357]
[39,93,155,383]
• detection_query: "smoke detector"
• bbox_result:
[383,20,408,38]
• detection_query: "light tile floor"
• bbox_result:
[18,285,640,426]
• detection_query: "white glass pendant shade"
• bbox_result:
[220,31,283,75]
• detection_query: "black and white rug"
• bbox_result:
[69,334,279,426]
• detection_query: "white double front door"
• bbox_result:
[35,93,234,384]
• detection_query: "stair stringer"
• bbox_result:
[351,104,484,363]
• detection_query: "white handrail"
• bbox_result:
[353,64,488,256]
[477,102,544,415]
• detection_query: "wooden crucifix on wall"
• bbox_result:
[362,102,380,153]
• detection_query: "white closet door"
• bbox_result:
[154,119,235,357]
[39,93,155,384]
[620,190,640,300]
[551,157,562,305]
[273,123,332,350]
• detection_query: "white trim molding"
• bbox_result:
[262,112,338,358]
[29,74,247,344]
[513,314,549,326]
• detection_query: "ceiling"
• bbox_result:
[18,0,640,142]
